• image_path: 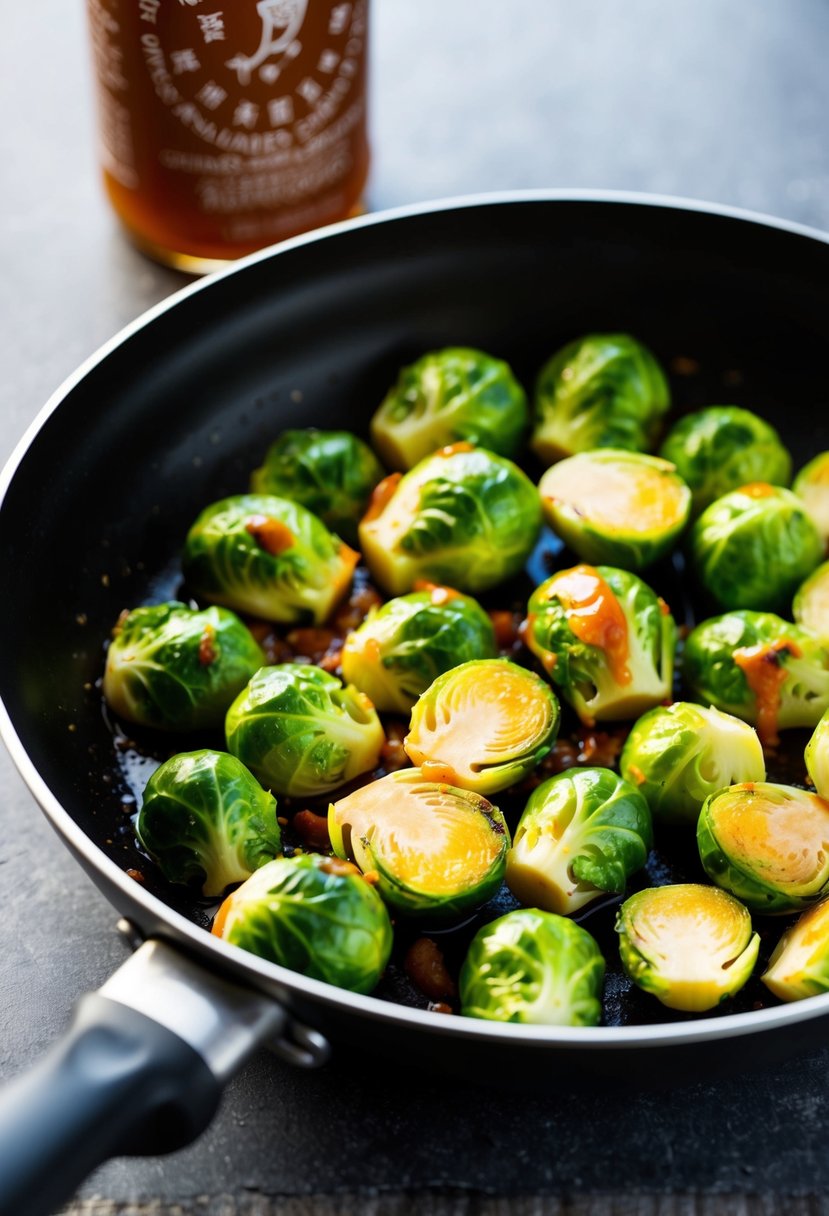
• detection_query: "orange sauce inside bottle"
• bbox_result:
[541,565,631,686]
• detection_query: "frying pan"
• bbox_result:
[1,191,829,1216]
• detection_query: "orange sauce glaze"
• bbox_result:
[245,515,296,556]
[362,473,402,523]
[738,482,777,498]
[541,565,631,686]
[734,639,802,747]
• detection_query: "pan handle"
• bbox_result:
[0,936,291,1216]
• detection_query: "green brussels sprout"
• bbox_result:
[619,702,766,826]
[538,450,691,571]
[182,494,358,625]
[525,564,676,725]
[697,782,829,914]
[659,406,792,515]
[102,601,265,732]
[806,710,829,800]
[225,663,384,798]
[616,884,759,1012]
[691,483,823,612]
[341,584,496,715]
[359,446,541,596]
[531,333,670,465]
[762,898,829,1001]
[329,768,509,921]
[793,561,829,643]
[403,658,560,795]
[212,853,392,993]
[250,429,384,544]
[459,909,605,1026]
[793,451,829,547]
[136,750,280,897]
[506,767,652,915]
[370,347,528,471]
[682,610,829,747]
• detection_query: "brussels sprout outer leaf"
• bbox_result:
[793,451,829,547]
[762,898,829,1001]
[793,561,829,643]
[806,710,829,801]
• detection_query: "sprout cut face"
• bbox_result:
[793,451,829,547]
[506,767,652,915]
[531,333,670,465]
[793,561,829,643]
[525,564,676,724]
[225,664,384,798]
[329,768,509,921]
[616,885,759,1012]
[620,702,766,826]
[806,710,829,800]
[182,494,358,625]
[358,446,541,596]
[538,449,691,571]
[762,898,829,1002]
[459,909,605,1026]
[341,585,496,715]
[212,854,392,993]
[136,750,280,897]
[102,601,265,732]
[697,782,829,914]
[403,659,560,795]
[370,347,529,470]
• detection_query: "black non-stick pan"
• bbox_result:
[1,193,829,1216]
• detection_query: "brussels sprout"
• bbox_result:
[531,333,670,465]
[762,898,829,1001]
[212,853,392,993]
[793,561,829,643]
[459,909,605,1026]
[370,347,528,471]
[102,601,265,732]
[691,483,823,613]
[250,429,384,544]
[359,446,541,596]
[225,664,384,798]
[682,611,829,746]
[658,406,791,515]
[697,782,829,914]
[182,494,358,625]
[794,451,829,547]
[806,710,829,800]
[341,584,496,715]
[506,767,652,915]
[329,768,509,921]
[136,750,280,897]
[620,702,766,826]
[403,659,559,795]
[525,564,676,725]
[538,450,691,571]
[616,884,759,1012]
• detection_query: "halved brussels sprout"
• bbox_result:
[697,782,829,914]
[183,494,358,625]
[806,710,829,800]
[212,853,392,993]
[531,333,670,465]
[459,909,605,1026]
[682,611,829,747]
[524,564,676,725]
[691,483,823,612]
[340,585,496,715]
[538,450,691,571]
[136,750,280,897]
[762,898,829,1001]
[620,702,766,826]
[329,768,509,921]
[250,429,384,544]
[403,659,560,795]
[225,664,384,798]
[793,561,829,643]
[658,406,791,515]
[616,884,759,1012]
[370,347,528,470]
[358,446,541,596]
[102,601,265,732]
[794,451,829,547]
[506,767,652,915]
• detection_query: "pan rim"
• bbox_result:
[3,187,829,1050]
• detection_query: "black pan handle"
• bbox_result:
[0,937,291,1216]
